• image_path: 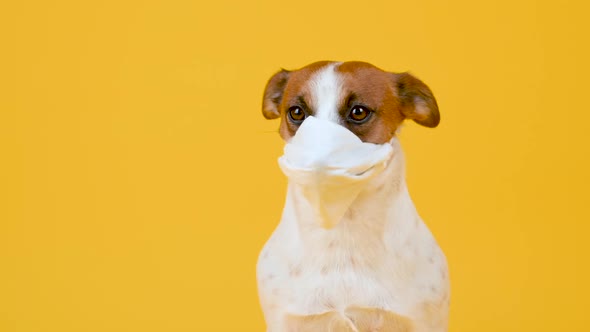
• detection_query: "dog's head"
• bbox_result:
[262,61,439,143]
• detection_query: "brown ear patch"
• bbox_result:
[262,69,290,119]
[394,72,440,128]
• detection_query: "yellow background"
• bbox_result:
[1,0,589,331]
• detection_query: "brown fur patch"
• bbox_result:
[336,62,405,143]
[290,265,302,277]
[277,61,333,139]
[393,72,440,128]
[261,61,439,143]
[262,69,290,119]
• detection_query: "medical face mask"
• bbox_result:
[278,116,394,229]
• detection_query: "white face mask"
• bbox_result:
[278,116,394,229]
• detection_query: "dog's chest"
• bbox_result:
[257,162,450,331]
[257,213,448,332]
[263,244,403,314]
[263,229,407,302]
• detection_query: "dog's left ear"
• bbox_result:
[262,69,290,120]
[393,72,440,128]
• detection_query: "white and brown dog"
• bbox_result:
[256,61,449,332]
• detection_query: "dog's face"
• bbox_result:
[262,61,439,143]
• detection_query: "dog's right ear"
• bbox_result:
[262,69,290,119]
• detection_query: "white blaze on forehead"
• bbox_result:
[307,63,344,123]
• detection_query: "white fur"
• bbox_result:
[307,63,344,123]
[257,65,450,332]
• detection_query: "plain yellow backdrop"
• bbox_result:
[1,0,589,331]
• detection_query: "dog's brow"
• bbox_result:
[296,95,307,107]
[345,93,357,106]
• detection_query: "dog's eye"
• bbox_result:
[348,105,371,123]
[288,106,306,124]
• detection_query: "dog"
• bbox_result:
[256,61,449,332]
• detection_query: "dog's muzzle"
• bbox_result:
[278,116,394,229]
